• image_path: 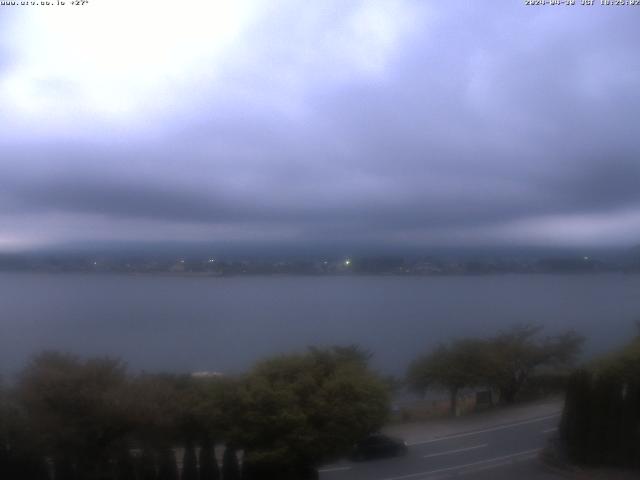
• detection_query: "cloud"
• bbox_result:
[0,1,639,251]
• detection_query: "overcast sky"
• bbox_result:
[1,0,639,252]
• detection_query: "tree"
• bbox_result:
[586,371,624,465]
[407,326,583,411]
[222,446,240,480]
[54,455,77,480]
[197,377,241,448]
[137,447,157,480]
[233,346,389,478]
[488,326,583,403]
[560,334,640,469]
[122,373,230,480]
[407,339,493,415]
[559,369,592,463]
[0,388,49,480]
[124,373,187,446]
[18,351,130,479]
[198,436,219,480]
[182,440,198,480]
[157,447,178,480]
[620,378,640,469]
[114,446,136,480]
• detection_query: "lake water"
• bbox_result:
[1,273,639,378]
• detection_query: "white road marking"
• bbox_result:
[458,452,540,476]
[542,427,557,433]
[318,466,352,473]
[422,443,487,459]
[406,413,560,446]
[380,448,541,480]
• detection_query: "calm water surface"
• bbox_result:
[1,273,639,377]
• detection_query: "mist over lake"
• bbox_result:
[1,273,639,378]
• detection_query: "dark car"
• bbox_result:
[349,434,408,461]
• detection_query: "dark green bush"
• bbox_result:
[560,337,640,469]
[198,438,220,480]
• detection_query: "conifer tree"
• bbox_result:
[222,446,240,480]
[587,373,622,464]
[198,437,219,480]
[114,447,136,480]
[157,447,178,480]
[138,448,157,480]
[620,379,640,467]
[182,441,198,480]
[560,369,592,464]
[54,455,77,480]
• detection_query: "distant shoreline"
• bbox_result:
[1,269,638,277]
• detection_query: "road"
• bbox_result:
[319,407,564,480]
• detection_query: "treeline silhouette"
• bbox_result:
[3,325,636,479]
[560,333,640,470]
[0,346,389,480]
[407,325,584,415]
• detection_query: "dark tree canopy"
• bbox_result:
[222,446,240,480]
[408,338,494,414]
[182,441,198,480]
[17,351,129,478]
[408,325,584,411]
[198,437,220,480]
[234,346,390,476]
[560,335,640,469]
[157,447,178,480]
[489,325,583,403]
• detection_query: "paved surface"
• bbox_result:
[320,400,565,480]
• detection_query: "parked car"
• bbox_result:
[349,434,408,461]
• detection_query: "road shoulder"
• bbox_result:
[540,440,639,480]
[383,397,563,445]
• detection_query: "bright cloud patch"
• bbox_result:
[2,0,261,124]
